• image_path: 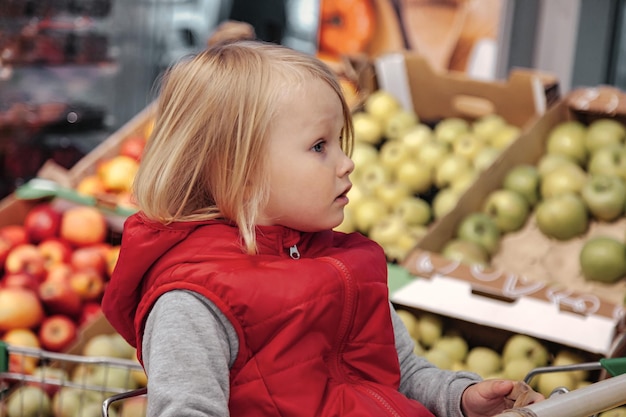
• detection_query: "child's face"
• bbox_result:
[258,78,354,232]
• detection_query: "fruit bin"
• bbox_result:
[0,339,145,417]
[410,87,626,307]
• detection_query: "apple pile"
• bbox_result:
[1,332,147,417]
[337,89,521,262]
[395,308,597,397]
[74,128,150,213]
[0,201,122,363]
[445,118,626,284]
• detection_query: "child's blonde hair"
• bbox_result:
[133,40,354,254]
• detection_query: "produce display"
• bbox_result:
[440,117,626,298]
[1,332,147,417]
[337,89,521,262]
[394,308,599,396]
[0,201,120,357]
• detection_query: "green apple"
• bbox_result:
[432,188,461,219]
[587,144,626,181]
[503,357,537,383]
[424,348,454,370]
[435,117,470,147]
[536,371,577,397]
[352,111,384,145]
[579,236,626,283]
[585,118,626,154]
[431,335,469,362]
[434,154,474,189]
[364,90,402,124]
[535,193,589,240]
[417,313,443,348]
[472,114,507,142]
[488,124,521,150]
[375,182,411,209]
[52,387,88,417]
[379,140,411,171]
[83,334,119,357]
[417,140,451,171]
[395,159,433,194]
[465,346,502,378]
[540,164,588,199]
[472,146,501,172]
[537,153,579,178]
[457,212,501,255]
[482,189,530,233]
[393,196,431,226]
[401,124,435,155]
[369,215,408,248]
[453,132,486,160]
[385,109,419,140]
[7,385,51,417]
[449,170,479,194]
[352,197,389,234]
[581,174,626,221]
[546,120,588,166]
[502,334,549,367]
[358,162,392,194]
[395,309,419,339]
[552,349,589,382]
[503,164,541,206]
[350,142,379,181]
[441,238,490,266]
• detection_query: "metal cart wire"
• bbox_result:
[0,341,147,417]
[495,357,626,417]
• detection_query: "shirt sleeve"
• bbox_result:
[142,290,239,417]
[391,303,482,417]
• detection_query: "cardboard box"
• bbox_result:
[374,51,559,129]
[394,93,626,357]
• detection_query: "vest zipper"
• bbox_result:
[289,244,300,259]
[325,257,406,417]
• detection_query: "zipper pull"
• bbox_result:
[289,244,301,260]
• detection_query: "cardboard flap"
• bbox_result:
[374,52,558,131]
[394,248,626,355]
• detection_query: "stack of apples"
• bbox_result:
[74,127,150,212]
[0,201,121,364]
[394,308,600,398]
[2,332,147,417]
[337,89,521,262]
[444,118,626,285]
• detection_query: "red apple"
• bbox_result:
[38,238,73,268]
[0,235,14,265]
[38,314,78,352]
[69,269,105,301]
[2,272,40,292]
[79,301,103,326]
[45,262,73,283]
[70,245,107,275]
[0,224,29,247]
[4,244,47,281]
[2,328,40,374]
[119,135,147,161]
[59,206,108,247]
[38,275,83,318]
[0,287,45,331]
[23,203,62,244]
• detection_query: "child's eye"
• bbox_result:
[312,141,326,153]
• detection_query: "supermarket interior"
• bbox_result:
[2,0,626,416]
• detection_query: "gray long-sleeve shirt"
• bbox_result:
[142,290,481,417]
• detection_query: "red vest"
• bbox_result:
[103,215,434,417]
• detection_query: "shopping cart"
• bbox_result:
[0,341,147,417]
[495,357,626,417]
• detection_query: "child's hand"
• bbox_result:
[461,379,544,417]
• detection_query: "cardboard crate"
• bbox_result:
[374,51,559,129]
[394,90,626,358]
